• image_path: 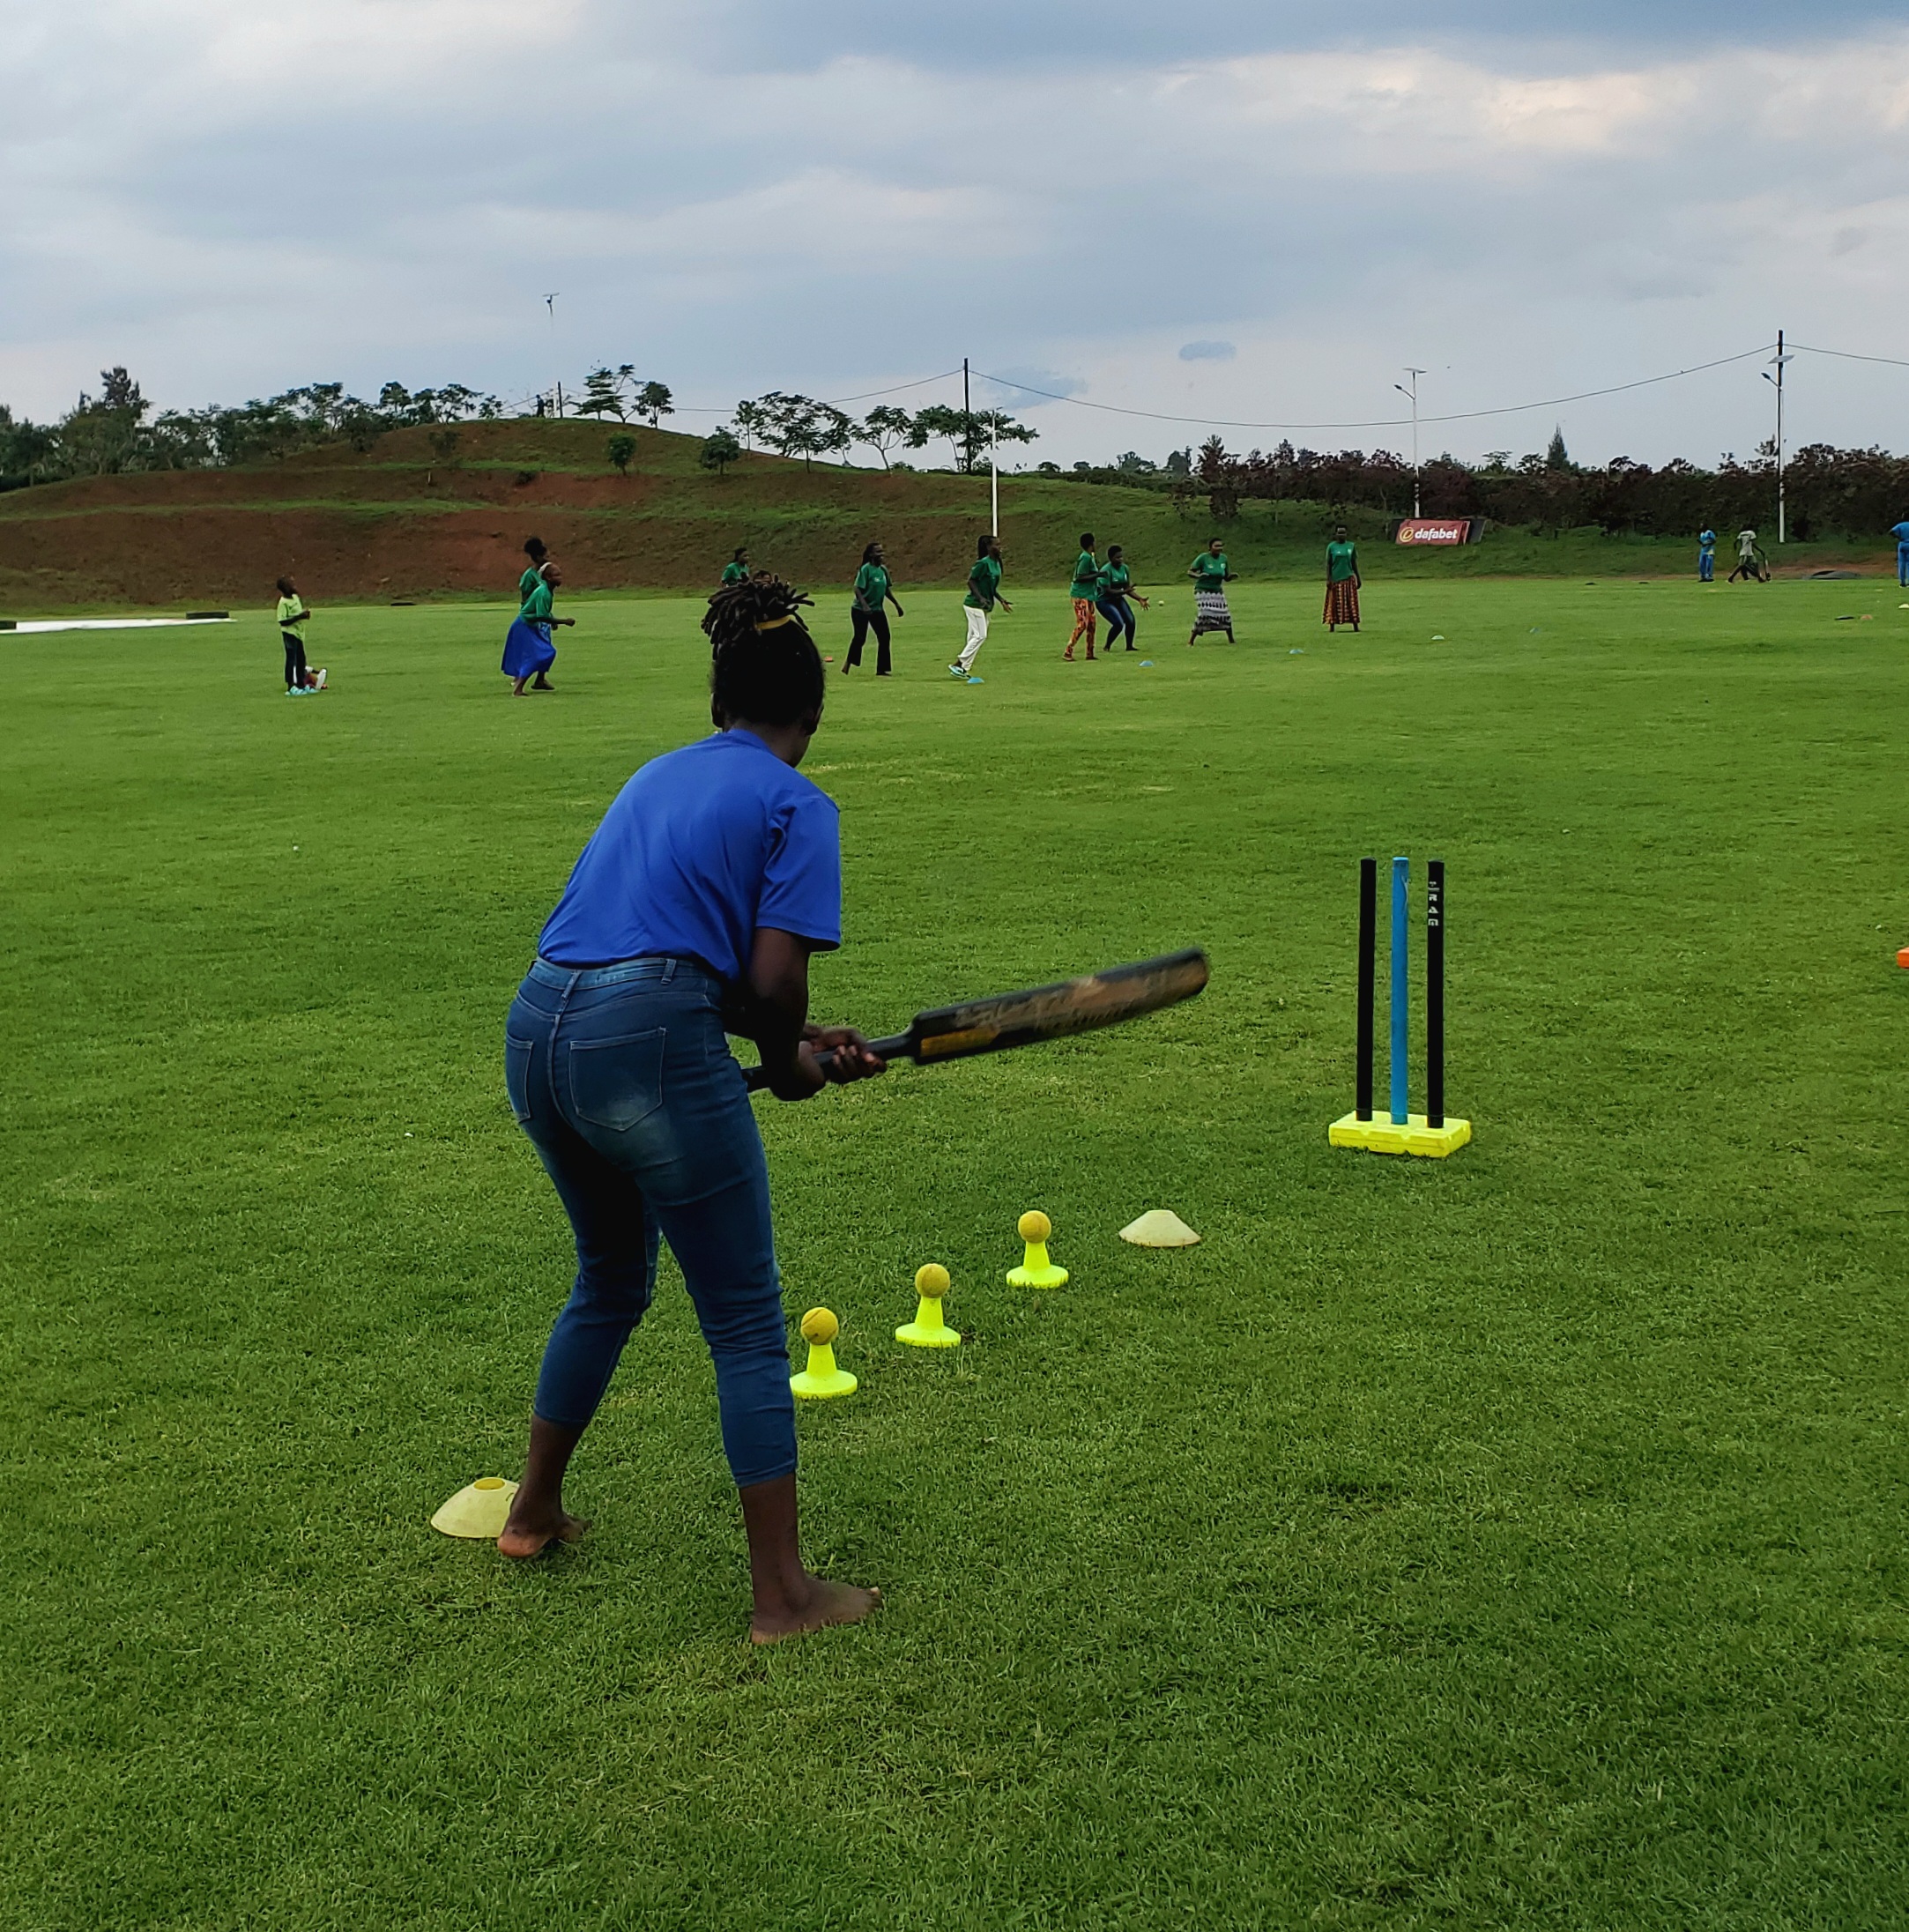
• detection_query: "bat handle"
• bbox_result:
[741,1032,912,1094]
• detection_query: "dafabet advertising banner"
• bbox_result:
[1393,518,1482,546]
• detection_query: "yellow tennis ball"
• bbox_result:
[800,1307,838,1345]
[1018,1210,1051,1243]
[916,1263,950,1297]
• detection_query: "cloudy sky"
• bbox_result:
[5,1,1908,465]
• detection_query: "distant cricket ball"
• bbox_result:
[800,1307,839,1344]
[1018,1211,1051,1243]
[916,1264,950,1297]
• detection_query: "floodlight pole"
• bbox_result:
[1395,368,1426,517]
[1763,329,1793,544]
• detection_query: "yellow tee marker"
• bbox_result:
[791,1306,857,1399]
[1006,1210,1068,1289]
[896,1263,962,1348]
[430,1475,519,1539]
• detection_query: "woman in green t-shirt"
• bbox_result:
[720,547,751,589]
[519,537,553,604]
[1323,524,1361,633]
[1066,532,1101,660]
[843,541,904,675]
[1186,539,1235,645]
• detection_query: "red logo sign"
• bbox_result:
[1394,518,1478,546]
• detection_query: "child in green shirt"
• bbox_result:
[274,576,324,693]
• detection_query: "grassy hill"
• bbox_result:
[0,419,1891,612]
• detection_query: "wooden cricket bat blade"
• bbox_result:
[742,948,1208,1091]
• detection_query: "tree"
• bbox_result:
[575,366,629,420]
[1116,451,1157,474]
[858,405,913,469]
[607,430,638,474]
[1164,448,1192,477]
[751,392,851,470]
[732,398,768,452]
[634,381,673,427]
[699,428,741,476]
[1546,426,1571,472]
[427,426,463,466]
[907,405,1036,473]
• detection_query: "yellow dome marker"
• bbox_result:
[1006,1210,1068,1288]
[896,1263,962,1348]
[791,1306,857,1399]
[1118,1208,1200,1247]
[430,1475,519,1539]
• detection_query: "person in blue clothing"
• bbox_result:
[1697,527,1716,583]
[496,572,885,1645]
[1890,516,1909,588]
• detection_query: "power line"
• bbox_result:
[1791,341,1909,371]
[661,368,966,416]
[970,346,1775,435]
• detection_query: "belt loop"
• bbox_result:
[662,957,677,984]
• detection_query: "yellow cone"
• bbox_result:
[1119,1208,1200,1248]
[897,1262,962,1348]
[430,1475,519,1539]
[1006,1209,1068,1288]
[791,1305,858,1398]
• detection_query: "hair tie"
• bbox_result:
[753,614,797,631]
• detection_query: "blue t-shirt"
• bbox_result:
[537,730,842,978]
[1698,530,1715,550]
[1890,523,1909,547]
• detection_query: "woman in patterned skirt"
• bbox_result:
[1323,524,1361,632]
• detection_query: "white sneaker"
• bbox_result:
[309,668,327,690]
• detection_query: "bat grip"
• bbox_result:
[742,1033,912,1094]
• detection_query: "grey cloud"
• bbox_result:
[1179,342,1237,362]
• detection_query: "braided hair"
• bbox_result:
[703,572,823,728]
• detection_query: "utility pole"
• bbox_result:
[991,426,999,540]
[1395,368,1426,517]
[544,294,561,421]
[1763,330,1793,543]
[962,357,971,476]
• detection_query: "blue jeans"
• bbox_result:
[504,957,795,1487]
[1096,597,1137,648]
[1898,546,1908,588]
[1698,552,1714,582]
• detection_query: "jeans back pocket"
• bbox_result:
[504,1033,537,1124]
[566,1029,668,1133]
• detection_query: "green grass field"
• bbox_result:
[5,576,1906,1928]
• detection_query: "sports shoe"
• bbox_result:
[309,668,327,690]
[947,663,967,679]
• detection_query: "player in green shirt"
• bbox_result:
[1186,539,1235,645]
[843,541,904,675]
[950,533,1012,679]
[721,547,751,589]
[1323,525,1361,633]
[503,563,576,695]
[1065,532,1101,660]
[1095,546,1149,651]
[274,575,324,693]
[519,537,553,604]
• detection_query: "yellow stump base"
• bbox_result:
[1329,1111,1472,1158]
[896,1297,962,1347]
[791,1340,857,1399]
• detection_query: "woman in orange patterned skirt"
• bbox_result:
[1323,524,1361,632]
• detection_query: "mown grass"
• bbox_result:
[4,575,1905,1928]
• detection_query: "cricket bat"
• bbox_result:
[742,947,1209,1092]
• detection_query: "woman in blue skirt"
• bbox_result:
[503,561,573,695]
[497,573,886,1643]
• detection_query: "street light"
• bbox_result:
[1761,329,1793,543]
[1395,368,1426,517]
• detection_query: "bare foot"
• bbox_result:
[497,1507,591,1559]
[749,1578,880,1645]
